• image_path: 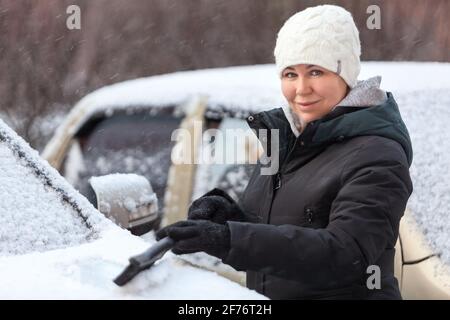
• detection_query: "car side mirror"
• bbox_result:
[87,173,160,235]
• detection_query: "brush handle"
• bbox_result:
[129,237,176,268]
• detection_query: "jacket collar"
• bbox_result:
[281,76,387,137]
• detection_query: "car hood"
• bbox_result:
[0,227,266,299]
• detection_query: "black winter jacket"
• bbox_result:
[223,92,413,299]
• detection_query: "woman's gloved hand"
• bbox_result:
[155,220,230,260]
[188,188,259,224]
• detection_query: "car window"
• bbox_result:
[62,110,182,215]
[0,139,94,256]
[192,117,258,203]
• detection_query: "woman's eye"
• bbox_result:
[283,72,296,78]
[310,70,323,77]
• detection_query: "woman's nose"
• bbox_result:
[295,77,312,96]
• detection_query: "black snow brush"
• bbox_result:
[113,237,176,286]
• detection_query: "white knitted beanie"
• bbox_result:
[274,5,361,88]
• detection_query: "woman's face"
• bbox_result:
[281,64,349,124]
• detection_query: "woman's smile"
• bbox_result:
[295,100,321,111]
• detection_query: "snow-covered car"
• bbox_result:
[43,63,450,299]
[0,118,266,299]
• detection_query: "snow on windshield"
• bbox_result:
[0,228,266,299]
[0,119,108,256]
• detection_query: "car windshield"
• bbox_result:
[0,138,94,257]
[63,110,182,215]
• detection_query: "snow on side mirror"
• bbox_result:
[88,173,159,235]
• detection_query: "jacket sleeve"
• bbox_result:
[223,140,413,288]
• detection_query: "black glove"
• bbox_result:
[155,220,230,260]
[188,188,259,224]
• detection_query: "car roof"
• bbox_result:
[44,62,450,156]
[54,62,450,122]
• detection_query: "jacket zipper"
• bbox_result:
[250,112,318,296]
[274,172,282,190]
[250,112,283,193]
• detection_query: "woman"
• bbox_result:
[156,5,413,300]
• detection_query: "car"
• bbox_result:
[42,63,450,299]
[0,118,267,299]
